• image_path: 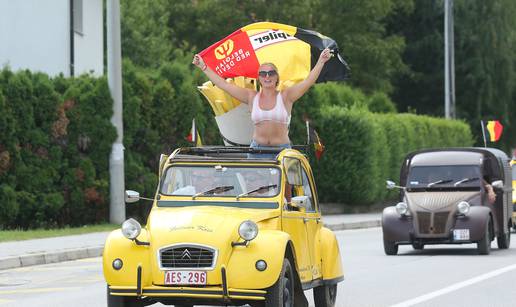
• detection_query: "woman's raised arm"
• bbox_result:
[193,54,253,104]
[283,48,332,103]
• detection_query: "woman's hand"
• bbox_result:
[192,54,207,71]
[318,48,332,65]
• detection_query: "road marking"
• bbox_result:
[0,287,80,295]
[390,263,516,307]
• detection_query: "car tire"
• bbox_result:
[496,230,511,249]
[107,285,144,307]
[477,218,491,255]
[265,258,294,307]
[412,242,424,250]
[313,283,337,307]
[383,239,398,255]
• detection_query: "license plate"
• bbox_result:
[164,271,207,285]
[453,229,470,241]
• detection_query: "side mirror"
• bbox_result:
[386,180,396,190]
[491,180,504,189]
[125,190,140,203]
[290,195,309,212]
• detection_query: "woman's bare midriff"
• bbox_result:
[253,121,290,145]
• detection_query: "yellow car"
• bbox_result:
[103,146,344,307]
[511,159,516,230]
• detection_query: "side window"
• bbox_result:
[301,169,315,212]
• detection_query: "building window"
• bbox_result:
[73,0,83,35]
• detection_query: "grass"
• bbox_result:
[0,224,120,242]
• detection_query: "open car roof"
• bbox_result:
[169,146,308,163]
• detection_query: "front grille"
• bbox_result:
[416,211,450,235]
[417,212,431,234]
[433,212,450,234]
[160,245,215,269]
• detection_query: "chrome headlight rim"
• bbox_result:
[121,218,142,240]
[395,202,409,216]
[457,201,470,215]
[238,220,259,241]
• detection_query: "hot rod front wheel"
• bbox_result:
[313,283,337,307]
[383,239,398,255]
[265,258,294,307]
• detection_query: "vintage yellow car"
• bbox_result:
[103,146,343,307]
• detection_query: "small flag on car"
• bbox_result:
[486,120,503,142]
[186,118,203,147]
[306,121,325,160]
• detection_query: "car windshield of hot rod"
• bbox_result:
[160,165,281,197]
[407,165,481,189]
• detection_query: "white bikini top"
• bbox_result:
[251,92,291,125]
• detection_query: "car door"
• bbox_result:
[282,157,312,282]
[300,165,322,280]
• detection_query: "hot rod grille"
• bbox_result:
[416,211,450,235]
[160,245,215,269]
[417,212,431,234]
[433,212,449,234]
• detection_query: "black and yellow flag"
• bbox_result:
[199,22,349,90]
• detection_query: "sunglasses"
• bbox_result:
[258,70,278,78]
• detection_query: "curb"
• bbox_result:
[0,245,103,271]
[326,220,381,231]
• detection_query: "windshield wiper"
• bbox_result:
[192,185,234,200]
[454,177,479,187]
[427,179,453,187]
[236,184,278,200]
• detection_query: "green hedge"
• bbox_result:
[310,107,473,206]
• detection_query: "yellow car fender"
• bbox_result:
[103,229,152,287]
[226,230,291,289]
[318,227,344,280]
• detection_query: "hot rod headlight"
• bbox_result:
[121,218,142,240]
[238,220,258,241]
[457,201,470,215]
[395,202,409,216]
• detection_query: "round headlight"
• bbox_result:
[395,202,409,216]
[121,218,142,240]
[457,201,470,215]
[238,220,258,241]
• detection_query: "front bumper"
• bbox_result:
[109,285,265,301]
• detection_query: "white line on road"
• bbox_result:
[390,263,516,307]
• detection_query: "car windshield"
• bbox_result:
[160,165,281,197]
[407,165,481,188]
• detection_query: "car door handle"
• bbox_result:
[303,218,308,223]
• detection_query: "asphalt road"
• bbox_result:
[2,227,516,306]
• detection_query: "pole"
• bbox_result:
[449,0,455,118]
[480,120,487,148]
[107,0,125,224]
[444,0,451,119]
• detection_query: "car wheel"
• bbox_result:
[313,283,337,307]
[411,242,424,250]
[107,285,144,307]
[265,258,294,307]
[383,239,398,255]
[477,218,491,255]
[497,230,511,249]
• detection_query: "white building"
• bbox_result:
[0,0,103,77]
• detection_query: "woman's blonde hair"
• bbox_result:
[258,62,280,86]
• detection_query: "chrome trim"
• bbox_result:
[157,243,218,271]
